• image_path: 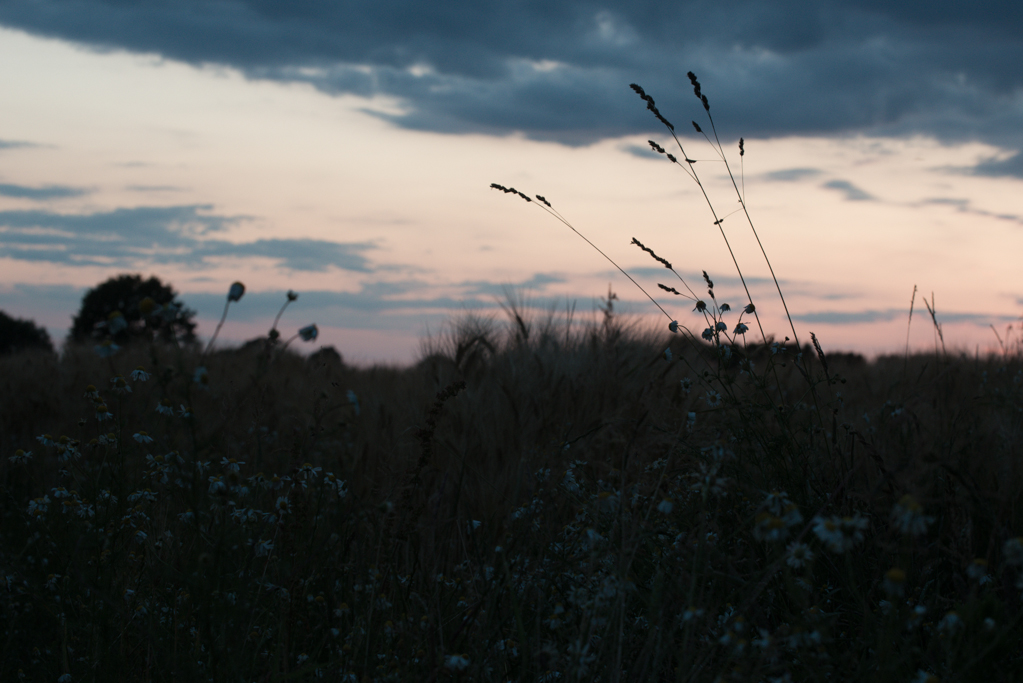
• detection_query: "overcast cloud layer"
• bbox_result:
[1,0,1022,168]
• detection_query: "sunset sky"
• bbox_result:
[1,1,1022,365]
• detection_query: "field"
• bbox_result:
[1,301,1022,681]
[3,74,1022,682]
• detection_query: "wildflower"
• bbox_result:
[734,322,749,335]
[701,327,715,341]
[94,403,113,421]
[715,321,727,332]
[967,558,991,584]
[891,494,934,536]
[287,290,298,301]
[657,499,674,514]
[937,611,962,637]
[134,530,148,543]
[178,404,192,418]
[9,449,32,464]
[680,377,692,394]
[131,366,151,381]
[1003,537,1023,566]
[668,320,679,333]
[296,653,309,666]
[346,389,360,416]
[228,281,246,302]
[785,542,814,569]
[193,366,209,387]
[208,476,226,494]
[156,399,174,416]
[744,303,755,314]
[682,606,705,622]
[27,496,51,517]
[133,431,154,444]
[297,462,322,480]
[753,513,788,542]
[221,457,244,474]
[812,514,869,553]
[694,300,707,312]
[107,310,128,334]
[664,347,672,361]
[94,339,120,358]
[138,296,158,315]
[719,303,731,312]
[704,390,722,408]
[882,567,906,597]
[275,496,292,516]
[177,509,195,522]
[444,654,470,671]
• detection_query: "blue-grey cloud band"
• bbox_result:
[1,0,1022,171]
[0,205,375,271]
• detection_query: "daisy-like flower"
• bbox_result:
[8,449,32,464]
[744,303,756,314]
[444,654,470,671]
[208,476,226,494]
[83,385,100,400]
[664,347,673,361]
[95,403,113,421]
[704,390,722,408]
[156,399,174,416]
[657,499,674,514]
[812,514,869,553]
[323,473,348,497]
[94,339,120,358]
[110,375,132,394]
[221,457,244,474]
[680,377,692,395]
[719,303,731,312]
[131,366,151,381]
[275,496,292,516]
[133,431,154,444]
[287,290,298,301]
[891,494,935,536]
[298,324,318,342]
[297,462,322,480]
[715,321,727,332]
[27,496,51,517]
[1003,537,1023,566]
[107,310,128,334]
[668,320,679,333]
[882,567,906,597]
[785,542,814,569]
[734,322,749,335]
[138,296,159,315]
[937,611,963,637]
[701,327,715,341]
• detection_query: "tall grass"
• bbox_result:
[2,76,1023,682]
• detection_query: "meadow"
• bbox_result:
[2,74,1022,682]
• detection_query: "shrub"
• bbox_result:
[68,273,197,346]
[0,310,54,355]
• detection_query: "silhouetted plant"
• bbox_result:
[68,273,197,346]
[0,310,54,355]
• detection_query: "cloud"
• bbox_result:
[970,151,1023,178]
[762,168,822,182]
[0,183,88,200]
[1,1,1023,150]
[822,179,874,201]
[0,205,376,271]
[0,139,35,149]
[796,308,1018,326]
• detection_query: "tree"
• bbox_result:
[69,274,197,345]
[0,310,55,355]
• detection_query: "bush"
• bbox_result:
[0,310,54,355]
[68,273,197,346]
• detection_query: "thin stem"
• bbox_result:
[202,299,231,358]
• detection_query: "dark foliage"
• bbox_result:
[0,310,54,355]
[68,273,197,345]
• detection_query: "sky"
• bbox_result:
[1,0,1022,366]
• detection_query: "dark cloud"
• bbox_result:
[796,308,1018,325]
[1,0,1022,153]
[0,183,88,200]
[0,205,376,271]
[971,152,1023,178]
[822,180,874,201]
